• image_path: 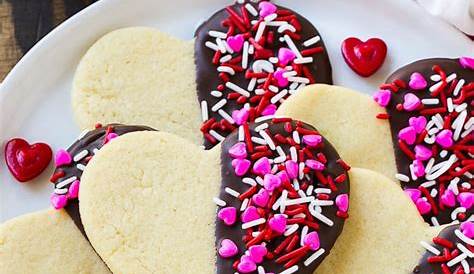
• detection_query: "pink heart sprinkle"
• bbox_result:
[253,157,271,175]
[302,134,322,147]
[252,189,270,207]
[372,89,391,107]
[412,159,425,177]
[242,206,260,223]
[278,47,296,66]
[261,104,277,116]
[263,174,282,192]
[68,180,80,199]
[218,207,237,226]
[409,116,427,134]
[285,160,298,179]
[458,192,474,209]
[268,214,287,234]
[305,159,325,171]
[415,198,432,215]
[408,72,427,90]
[460,221,474,238]
[403,93,421,111]
[105,133,118,144]
[440,189,456,208]
[404,189,421,202]
[219,239,239,258]
[335,194,349,213]
[414,145,432,161]
[273,69,289,87]
[459,57,474,70]
[55,149,72,167]
[232,158,251,176]
[398,126,417,145]
[259,1,277,18]
[435,129,453,148]
[232,108,250,126]
[227,34,244,53]
[50,194,68,210]
[229,142,247,159]
[248,244,267,263]
[238,255,257,273]
[276,170,290,184]
[303,231,320,251]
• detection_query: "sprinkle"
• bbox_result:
[73,150,89,162]
[56,176,77,189]
[303,36,320,47]
[209,30,227,39]
[242,218,266,229]
[76,164,86,171]
[284,224,299,236]
[255,22,266,41]
[455,229,474,245]
[238,126,245,141]
[245,3,258,16]
[225,187,240,198]
[303,249,325,266]
[240,198,250,211]
[242,177,257,186]
[242,41,249,69]
[213,197,226,207]
[447,253,468,267]
[283,34,303,58]
[279,265,298,274]
[288,77,310,84]
[205,41,219,51]
[420,241,440,255]
[218,66,236,75]
[211,90,223,98]
[294,57,313,64]
[421,98,439,105]
[201,101,209,121]
[54,188,68,195]
[218,109,235,124]
[209,130,225,142]
[212,99,227,112]
[255,115,274,123]
[395,173,410,182]
[226,82,251,97]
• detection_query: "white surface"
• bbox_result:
[418,0,474,35]
[0,0,472,222]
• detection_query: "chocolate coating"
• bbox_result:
[195,2,333,148]
[385,58,473,225]
[217,120,349,274]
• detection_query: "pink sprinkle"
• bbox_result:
[303,232,320,251]
[219,239,239,258]
[460,221,474,238]
[268,214,287,234]
[305,159,325,171]
[253,157,271,175]
[55,149,72,167]
[398,126,417,145]
[414,145,432,160]
[285,160,298,179]
[241,206,260,223]
[227,34,245,53]
[458,192,474,209]
[403,93,421,111]
[68,180,80,199]
[273,68,289,87]
[263,174,282,192]
[373,89,391,107]
[276,170,290,184]
[409,116,427,134]
[229,142,247,159]
[408,72,427,90]
[278,47,296,66]
[232,108,250,126]
[404,189,421,202]
[238,255,257,273]
[302,134,322,147]
[50,194,68,210]
[248,244,267,263]
[261,104,277,116]
[232,158,251,176]
[335,194,349,212]
[415,198,432,215]
[459,57,474,70]
[412,160,425,177]
[259,1,277,18]
[105,133,118,143]
[252,189,270,207]
[440,189,456,208]
[435,129,453,148]
[218,207,237,226]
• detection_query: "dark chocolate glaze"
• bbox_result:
[385,58,473,225]
[195,2,333,149]
[52,124,155,237]
[413,223,473,274]
[217,120,349,274]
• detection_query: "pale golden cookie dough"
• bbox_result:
[72,27,202,145]
[276,84,397,180]
[0,209,109,274]
[319,168,441,274]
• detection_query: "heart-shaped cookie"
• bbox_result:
[0,209,109,273]
[376,58,473,226]
[73,1,333,148]
[79,119,349,274]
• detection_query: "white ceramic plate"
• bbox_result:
[0,0,472,222]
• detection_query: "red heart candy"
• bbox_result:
[4,138,52,182]
[341,37,387,77]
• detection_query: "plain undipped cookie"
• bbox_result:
[72,27,202,145]
[276,84,397,179]
[0,209,109,274]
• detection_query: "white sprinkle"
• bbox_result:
[279,265,298,274]
[248,44,254,54]
[269,57,279,63]
[306,185,314,196]
[240,198,250,211]
[298,162,305,180]
[290,146,297,162]
[455,103,467,113]
[215,38,227,53]
[314,188,331,194]
[461,124,474,138]
[289,82,299,90]
[455,229,474,245]
[76,164,86,171]
[255,115,274,123]
[77,130,89,140]
[452,110,467,141]
[426,155,457,180]
[440,150,448,158]
[209,130,225,142]
[225,187,240,198]
[420,241,441,255]
[447,97,454,112]
[298,190,306,198]
[219,54,232,63]
[283,71,298,78]
[453,79,465,96]
[292,131,301,144]
[293,179,300,191]
[431,74,441,81]
[447,253,468,267]
[270,89,288,104]
[283,34,303,58]
[218,109,235,124]
[205,41,219,51]
[264,13,277,22]
[284,224,299,236]
[255,176,265,186]
[257,266,266,274]
[226,82,250,97]
[294,57,313,64]
[309,201,334,226]
[457,243,474,258]
[449,178,461,194]
[313,200,334,206]
[238,126,245,142]
[54,188,68,195]
[213,197,226,207]
[420,181,436,188]
[279,190,288,213]
[242,41,249,69]
[223,40,234,54]
[259,130,276,150]
[251,136,267,145]
[255,88,266,95]
[209,30,227,39]
[211,99,227,112]
[288,76,310,84]
[255,123,269,132]
[245,3,258,16]
[421,98,440,105]
[446,73,457,82]
[268,85,279,93]
[73,150,88,162]
[304,249,325,266]
[242,177,257,187]
[92,148,99,155]
[266,21,287,27]
[248,77,257,91]
[242,218,266,229]
[303,35,321,47]
[300,226,309,246]
[425,158,436,174]
[461,260,470,273]
[409,164,418,181]
[277,23,296,33]
[201,101,209,121]
[395,173,410,182]
[430,188,438,198]
[431,217,440,226]
[276,146,285,158]
[451,207,466,221]
[211,90,223,98]
[218,66,235,75]
[255,22,266,41]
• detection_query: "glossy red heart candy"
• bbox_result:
[341,37,387,77]
[4,138,52,182]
